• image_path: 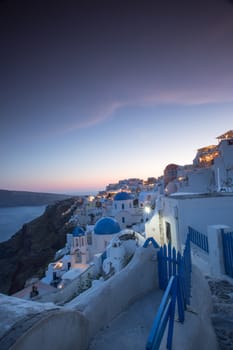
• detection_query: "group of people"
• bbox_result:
[30,284,39,298]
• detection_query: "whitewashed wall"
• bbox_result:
[161,194,233,248]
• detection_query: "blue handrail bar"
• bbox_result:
[146,275,184,350]
[145,234,192,350]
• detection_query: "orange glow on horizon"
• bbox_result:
[3,177,116,194]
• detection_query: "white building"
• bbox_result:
[112,191,143,229]
[102,229,145,274]
[214,132,233,192]
[42,226,89,286]
[162,193,233,250]
[138,191,157,209]
[165,130,233,195]
[42,254,71,285]
[146,130,233,250]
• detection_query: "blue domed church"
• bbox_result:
[67,219,121,266]
[93,217,121,254]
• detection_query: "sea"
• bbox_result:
[0,206,47,243]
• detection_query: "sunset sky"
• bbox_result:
[1,0,233,194]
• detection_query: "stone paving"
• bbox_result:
[88,289,164,350]
[208,278,233,350]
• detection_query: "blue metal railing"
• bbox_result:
[222,229,233,278]
[144,235,192,349]
[146,275,184,350]
[143,237,160,249]
[157,244,177,290]
[157,237,191,307]
[188,226,209,253]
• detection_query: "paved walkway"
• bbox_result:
[88,289,163,350]
[89,265,219,350]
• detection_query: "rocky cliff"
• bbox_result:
[0,197,79,295]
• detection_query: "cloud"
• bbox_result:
[53,100,124,135]
[133,85,233,107]
[44,84,233,138]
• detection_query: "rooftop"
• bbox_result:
[217,130,233,140]
[114,191,132,201]
[94,217,121,235]
[169,192,233,199]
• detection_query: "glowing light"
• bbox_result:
[144,206,151,214]
[54,261,63,269]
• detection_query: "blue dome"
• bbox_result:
[114,191,132,201]
[72,226,85,237]
[94,217,121,235]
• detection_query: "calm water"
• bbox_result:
[0,206,46,243]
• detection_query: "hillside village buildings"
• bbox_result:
[146,130,233,252]
[41,192,149,287]
[2,131,233,350]
[14,130,233,292]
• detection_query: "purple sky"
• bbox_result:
[1,0,233,194]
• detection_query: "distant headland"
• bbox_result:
[0,189,72,208]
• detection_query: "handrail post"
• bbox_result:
[176,275,185,323]
[167,276,177,350]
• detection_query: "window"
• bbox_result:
[122,203,125,210]
[122,217,125,223]
[76,250,82,263]
[87,232,92,245]
[166,222,171,243]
